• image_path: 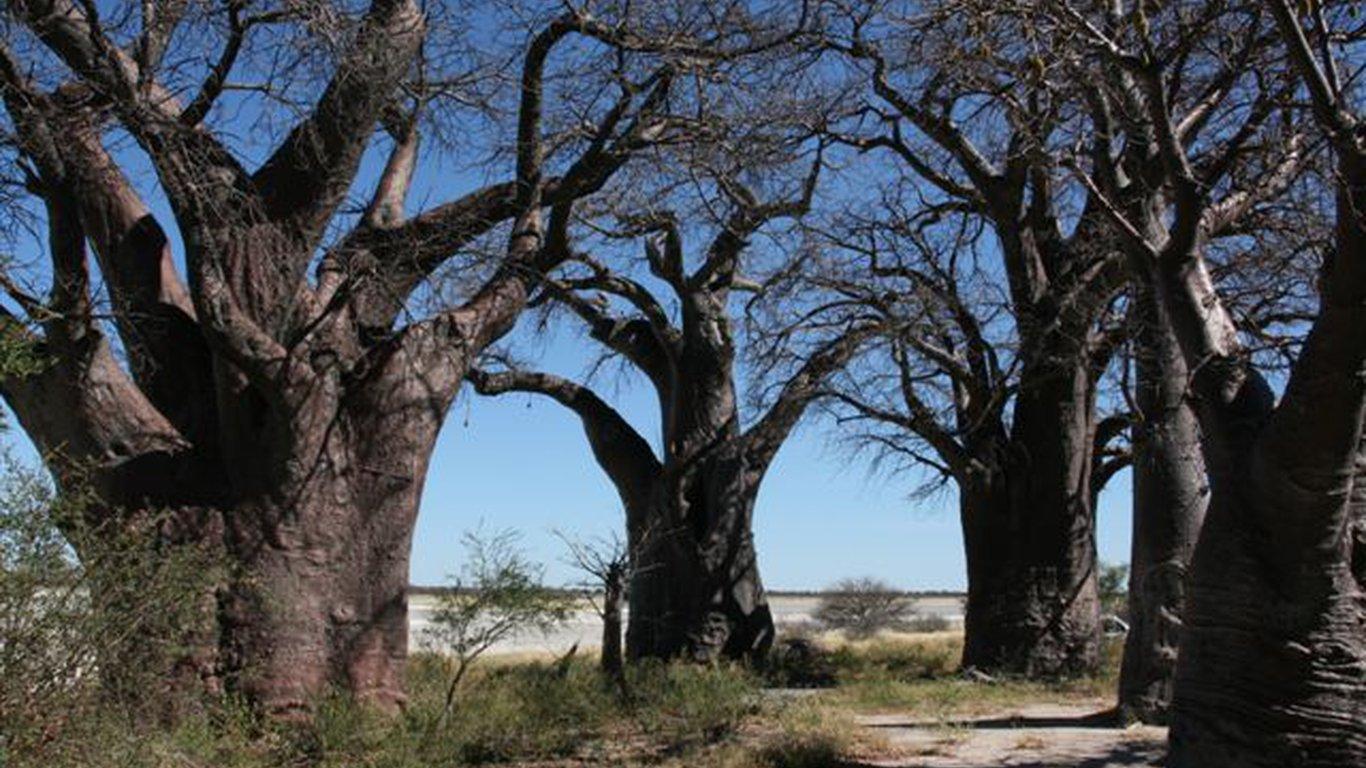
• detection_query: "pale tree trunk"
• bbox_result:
[1119,277,1207,724]
[1166,222,1366,765]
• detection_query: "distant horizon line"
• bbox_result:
[407,585,968,598]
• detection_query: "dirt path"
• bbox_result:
[853,703,1167,767]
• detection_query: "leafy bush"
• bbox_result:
[421,528,573,722]
[1,456,223,763]
[814,577,916,638]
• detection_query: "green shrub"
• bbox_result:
[421,528,573,725]
[0,457,224,764]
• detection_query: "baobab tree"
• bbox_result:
[1051,0,1365,761]
[469,139,874,663]
[1041,0,1335,722]
[812,0,1320,693]
[0,0,791,713]
[1035,0,1309,722]
[810,3,1134,677]
[770,182,1128,677]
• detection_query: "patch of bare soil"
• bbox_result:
[852,703,1166,767]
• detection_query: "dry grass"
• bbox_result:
[10,633,1125,768]
[802,631,1121,720]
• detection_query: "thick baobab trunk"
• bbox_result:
[222,519,415,713]
[13,285,444,719]
[222,498,415,713]
[1168,390,1366,765]
[1119,280,1207,724]
[1165,140,1366,761]
[627,454,774,664]
[959,360,1101,677]
[1169,481,1366,766]
[626,515,700,661]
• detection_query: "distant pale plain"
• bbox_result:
[409,594,967,656]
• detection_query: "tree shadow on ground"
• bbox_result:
[864,709,1124,731]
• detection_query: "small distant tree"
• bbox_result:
[1099,563,1129,617]
[814,578,915,638]
[424,529,571,724]
[557,531,632,681]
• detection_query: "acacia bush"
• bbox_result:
[421,528,573,723]
[813,578,917,638]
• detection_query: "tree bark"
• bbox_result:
[212,396,443,713]
[1119,277,1207,724]
[958,356,1103,678]
[1167,290,1366,762]
[628,446,774,663]
[1162,76,1366,757]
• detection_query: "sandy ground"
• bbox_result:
[409,593,967,655]
[854,703,1166,768]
